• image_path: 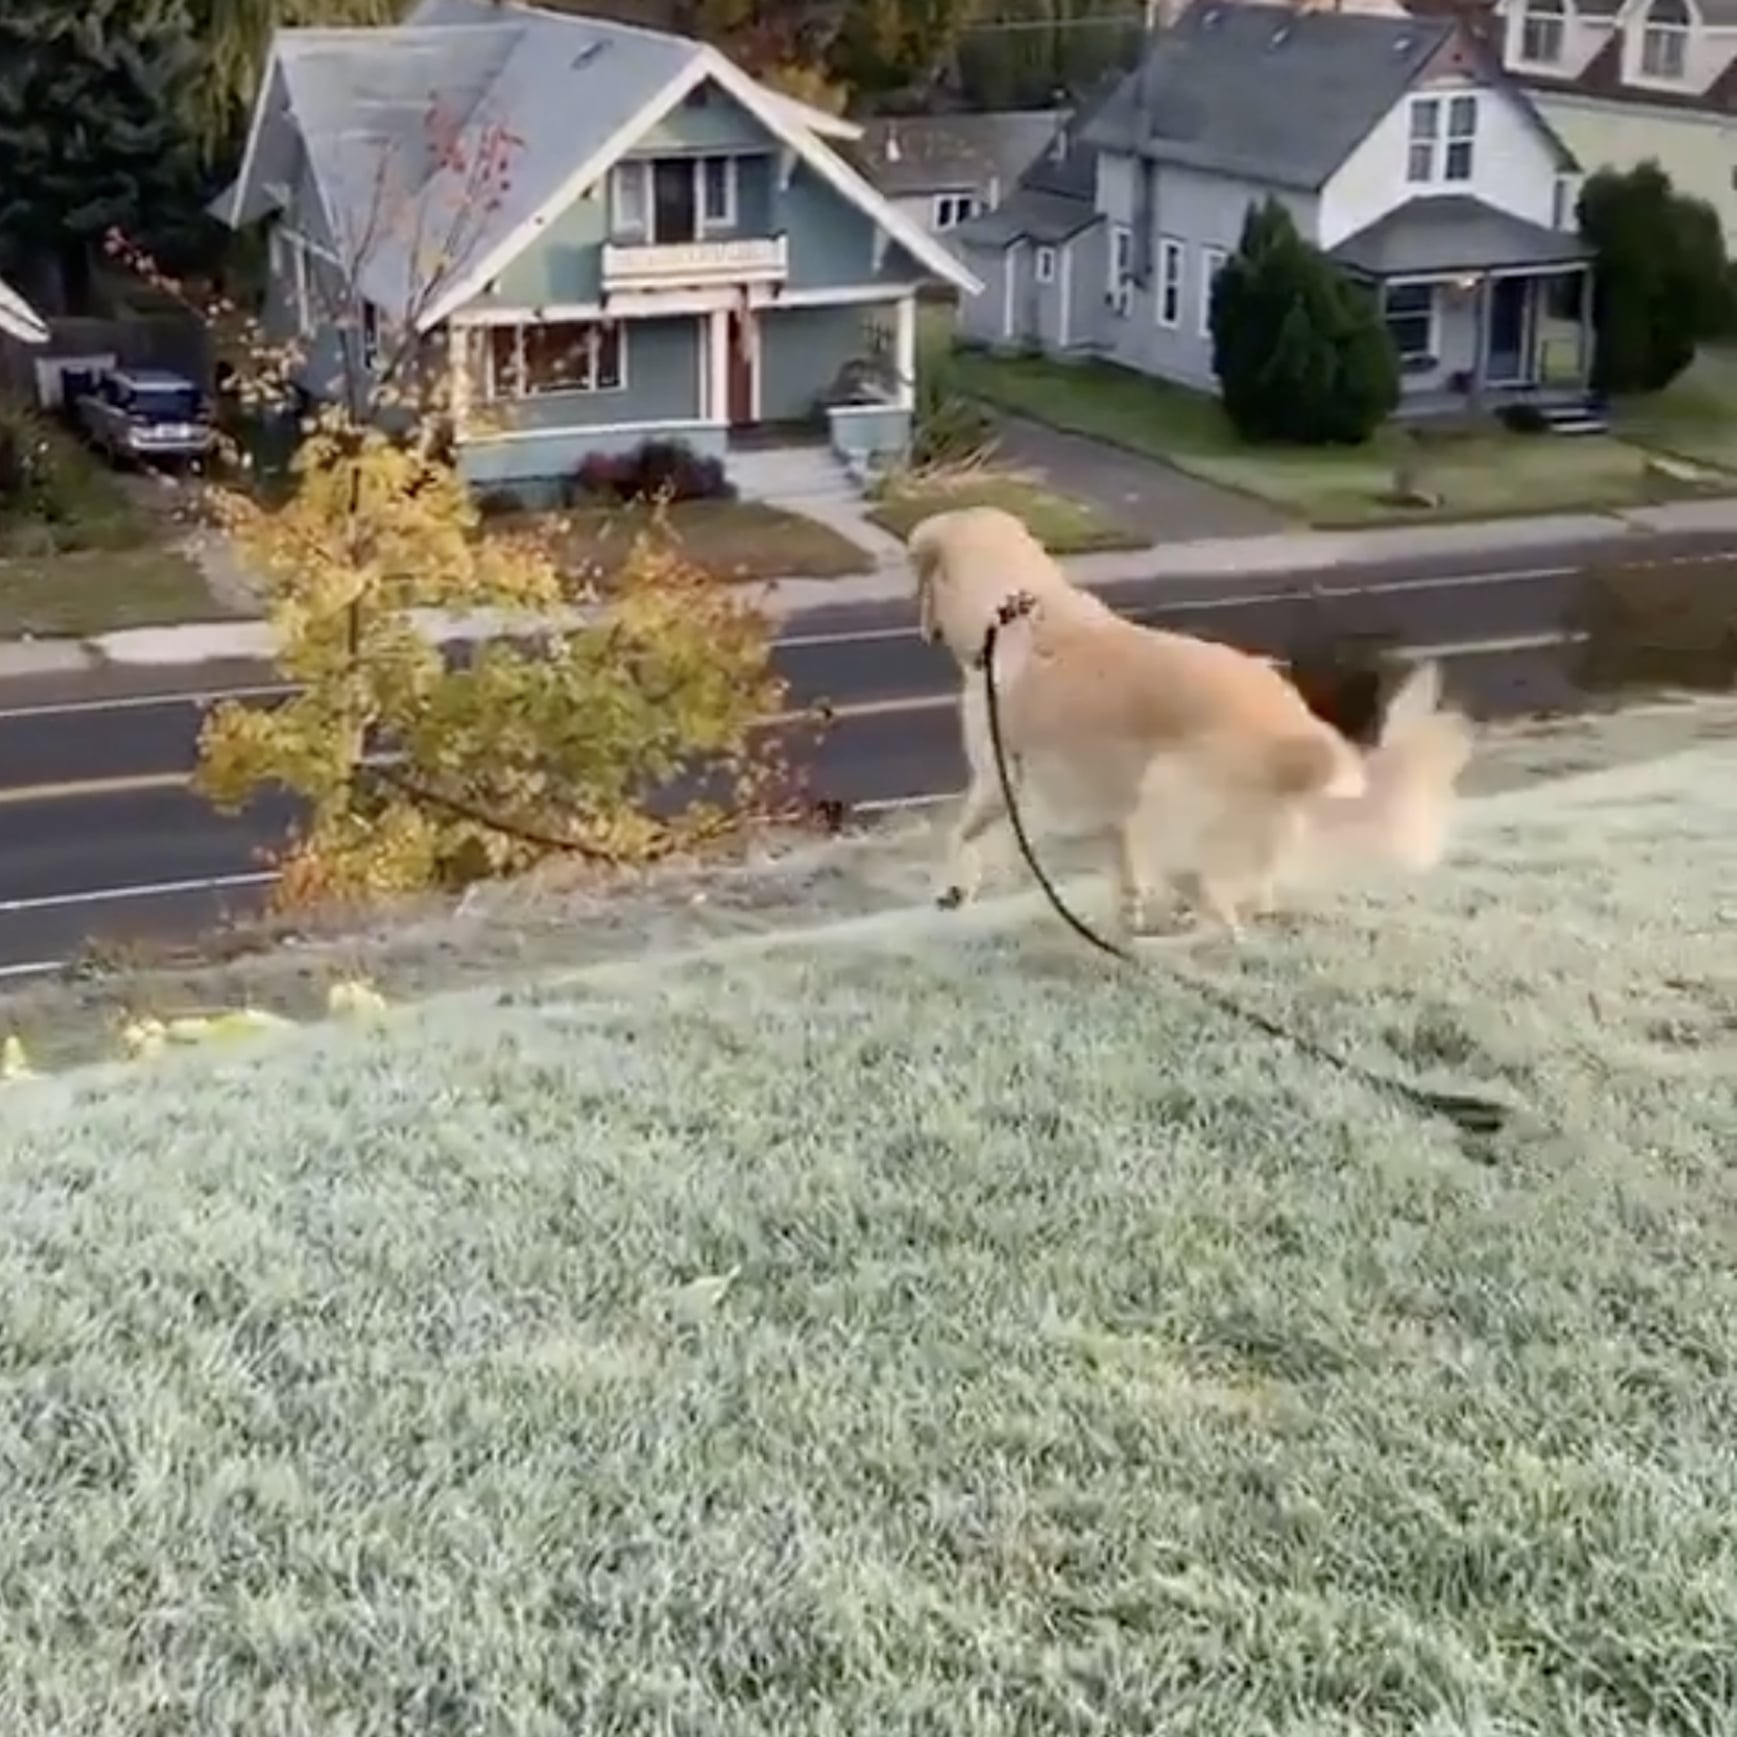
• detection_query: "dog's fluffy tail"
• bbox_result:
[1265,728,1369,801]
[1321,660,1474,871]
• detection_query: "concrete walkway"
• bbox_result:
[5,494,1737,679]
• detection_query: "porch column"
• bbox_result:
[1469,274,1492,412]
[448,325,471,438]
[708,307,729,422]
[1577,265,1595,392]
[894,293,917,411]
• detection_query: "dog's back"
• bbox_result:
[999,603,1366,805]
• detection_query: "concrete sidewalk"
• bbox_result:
[5,494,1736,679]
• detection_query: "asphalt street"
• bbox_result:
[0,530,1721,977]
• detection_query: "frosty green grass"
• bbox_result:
[1,714,1735,1734]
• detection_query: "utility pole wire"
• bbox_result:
[954,11,1155,32]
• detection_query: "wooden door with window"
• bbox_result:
[726,310,754,426]
[652,158,697,244]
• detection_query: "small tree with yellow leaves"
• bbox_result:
[112,95,808,908]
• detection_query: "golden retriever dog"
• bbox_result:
[908,507,1473,939]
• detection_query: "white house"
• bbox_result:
[955,2,1598,421]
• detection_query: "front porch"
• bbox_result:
[446,290,917,499]
[1374,266,1596,422]
[1330,195,1597,425]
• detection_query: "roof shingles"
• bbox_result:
[1330,192,1593,272]
[1081,3,1457,192]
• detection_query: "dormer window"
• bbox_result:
[1640,0,1690,77]
[1519,0,1566,65]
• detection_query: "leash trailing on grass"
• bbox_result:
[974,591,1514,1148]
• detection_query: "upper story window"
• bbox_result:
[1519,0,1566,64]
[609,155,739,244]
[1407,93,1478,185]
[1640,0,1690,77]
[932,192,980,230]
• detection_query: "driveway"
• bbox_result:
[986,413,1287,543]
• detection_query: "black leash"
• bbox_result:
[974,593,1513,1147]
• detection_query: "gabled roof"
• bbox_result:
[0,275,48,345]
[1330,193,1593,272]
[851,110,1066,197]
[949,73,1123,249]
[1084,1,1575,194]
[225,0,979,327]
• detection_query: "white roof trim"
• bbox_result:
[763,87,861,142]
[227,43,282,228]
[695,50,978,295]
[418,53,712,330]
[0,276,49,345]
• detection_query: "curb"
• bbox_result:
[4,504,1736,681]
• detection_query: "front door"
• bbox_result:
[652,158,696,244]
[726,310,754,425]
[1484,276,1532,387]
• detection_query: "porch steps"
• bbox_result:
[725,441,860,506]
[724,437,909,570]
[1536,399,1610,437]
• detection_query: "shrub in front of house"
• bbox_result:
[565,439,736,507]
[0,396,140,550]
[911,340,992,468]
[1578,162,1733,396]
[1211,197,1399,447]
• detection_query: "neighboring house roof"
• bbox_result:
[225,0,979,328]
[1520,21,1737,115]
[1083,1,1574,191]
[1422,0,1737,115]
[851,110,1065,198]
[0,274,48,345]
[1331,192,1593,272]
[948,73,1125,249]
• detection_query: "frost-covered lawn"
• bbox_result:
[3,719,1737,1734]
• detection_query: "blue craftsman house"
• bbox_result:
[219,0,979,498]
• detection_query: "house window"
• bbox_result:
[699,155,737,227]
[1519,0,1565,64]
[1034,244,1057,284]
[612,156,739,239]
[1444,94,1478,180]
[1640,0,1689,77]
[1156,236,1184,329]
[1408,95,1477,183]
[932,192,980,230]
[1198,245,1227,339]
[485,321,625,398]
[1407,98,1440,184]
[1551,172,1582,229]
[1109,222,1133,314]
[359,300,382,373]
[1382,282,1435,364]
[610,161,648,233]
